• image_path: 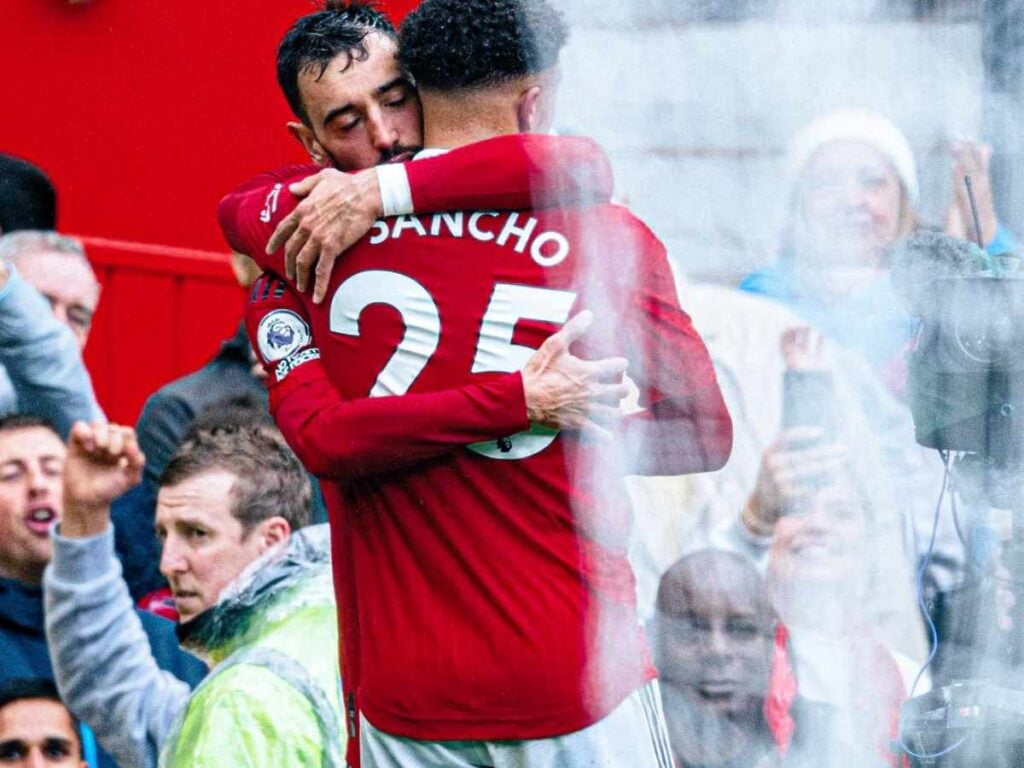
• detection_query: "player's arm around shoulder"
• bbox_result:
[164,666,325,768]
[217,164,320,273]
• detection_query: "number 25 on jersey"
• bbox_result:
[330,270,577,460]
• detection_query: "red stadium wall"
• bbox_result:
[80,239,243,424]
[1,0,419,424]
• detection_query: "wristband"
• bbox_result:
[378,164,414,217]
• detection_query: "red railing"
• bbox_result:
[81,237,246,425]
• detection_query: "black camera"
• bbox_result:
[908,274,1024,462]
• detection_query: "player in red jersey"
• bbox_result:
[220,4,645,764]
[234,0,733,765]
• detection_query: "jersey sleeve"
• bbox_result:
[403,134,613,212]
[217,164,315,272]
[246,274,530,480]
[600,212,732,476]
[217,136,613,273]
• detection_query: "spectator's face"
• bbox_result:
[156,469,271,623]
[0,427,65,585]
[767,489,865,586]
[797,141,907,267]
[655,555,774,721]
[13,251,99,350]
[290,33,422,172]
[0,698,85,768]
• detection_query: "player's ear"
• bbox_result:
[287,121,329,167]
[516,86,543,133]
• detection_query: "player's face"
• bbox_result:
[655,558,773,721]
[797,141,907,268]
[0,427,65,585]
[0,699,85,768]
[13,251,99,350]
[291,33,422,172]
[156,469,271,623]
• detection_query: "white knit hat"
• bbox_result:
[786,109,919,205]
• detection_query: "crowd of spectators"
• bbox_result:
[2,1,1021,766]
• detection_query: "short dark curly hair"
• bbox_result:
[399,0,568,91]
[277,0,397,124]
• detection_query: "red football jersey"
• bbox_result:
[226,134,624,764]
[247,201,728,743]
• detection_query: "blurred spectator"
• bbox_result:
[0,155,56,233]
[714,323,926,662]
[628,288,926,671]
[46,417,342,768]
[0,678,87,768]
[740,109,1015,374]
[0,415,203,768]
[0,232,100,351]
[733,110,986,643]
[0,234,103,438]
[651,549,790,768]
[764,486,912,768]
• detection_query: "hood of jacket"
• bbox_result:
[0,576,43,635]
[176,524,331,665]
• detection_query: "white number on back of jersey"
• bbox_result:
[329,270,441,397]
[468,284,576,460]
[330,272,576,460]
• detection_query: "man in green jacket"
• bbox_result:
[156,421,343,767]
[46,412,344,768]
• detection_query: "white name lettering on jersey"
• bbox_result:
[368,212,570,268]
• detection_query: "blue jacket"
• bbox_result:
[738,225,1019,365]
[0,575,205,768]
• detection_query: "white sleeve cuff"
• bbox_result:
[378,164,414,217]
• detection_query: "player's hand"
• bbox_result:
[61,421,145,539]
[522,311,629,437]
[741,428,847,537]
[266,168,383,305]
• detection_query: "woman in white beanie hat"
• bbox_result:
[740,109,1014,375]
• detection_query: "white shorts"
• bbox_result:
[360,681,674,768]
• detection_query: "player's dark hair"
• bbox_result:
[0,678,82,757]
[277,0,398,125]
[399,0,568,91]
[160,423,311,535]
[0,414,60,440]
[0,155,56,233]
